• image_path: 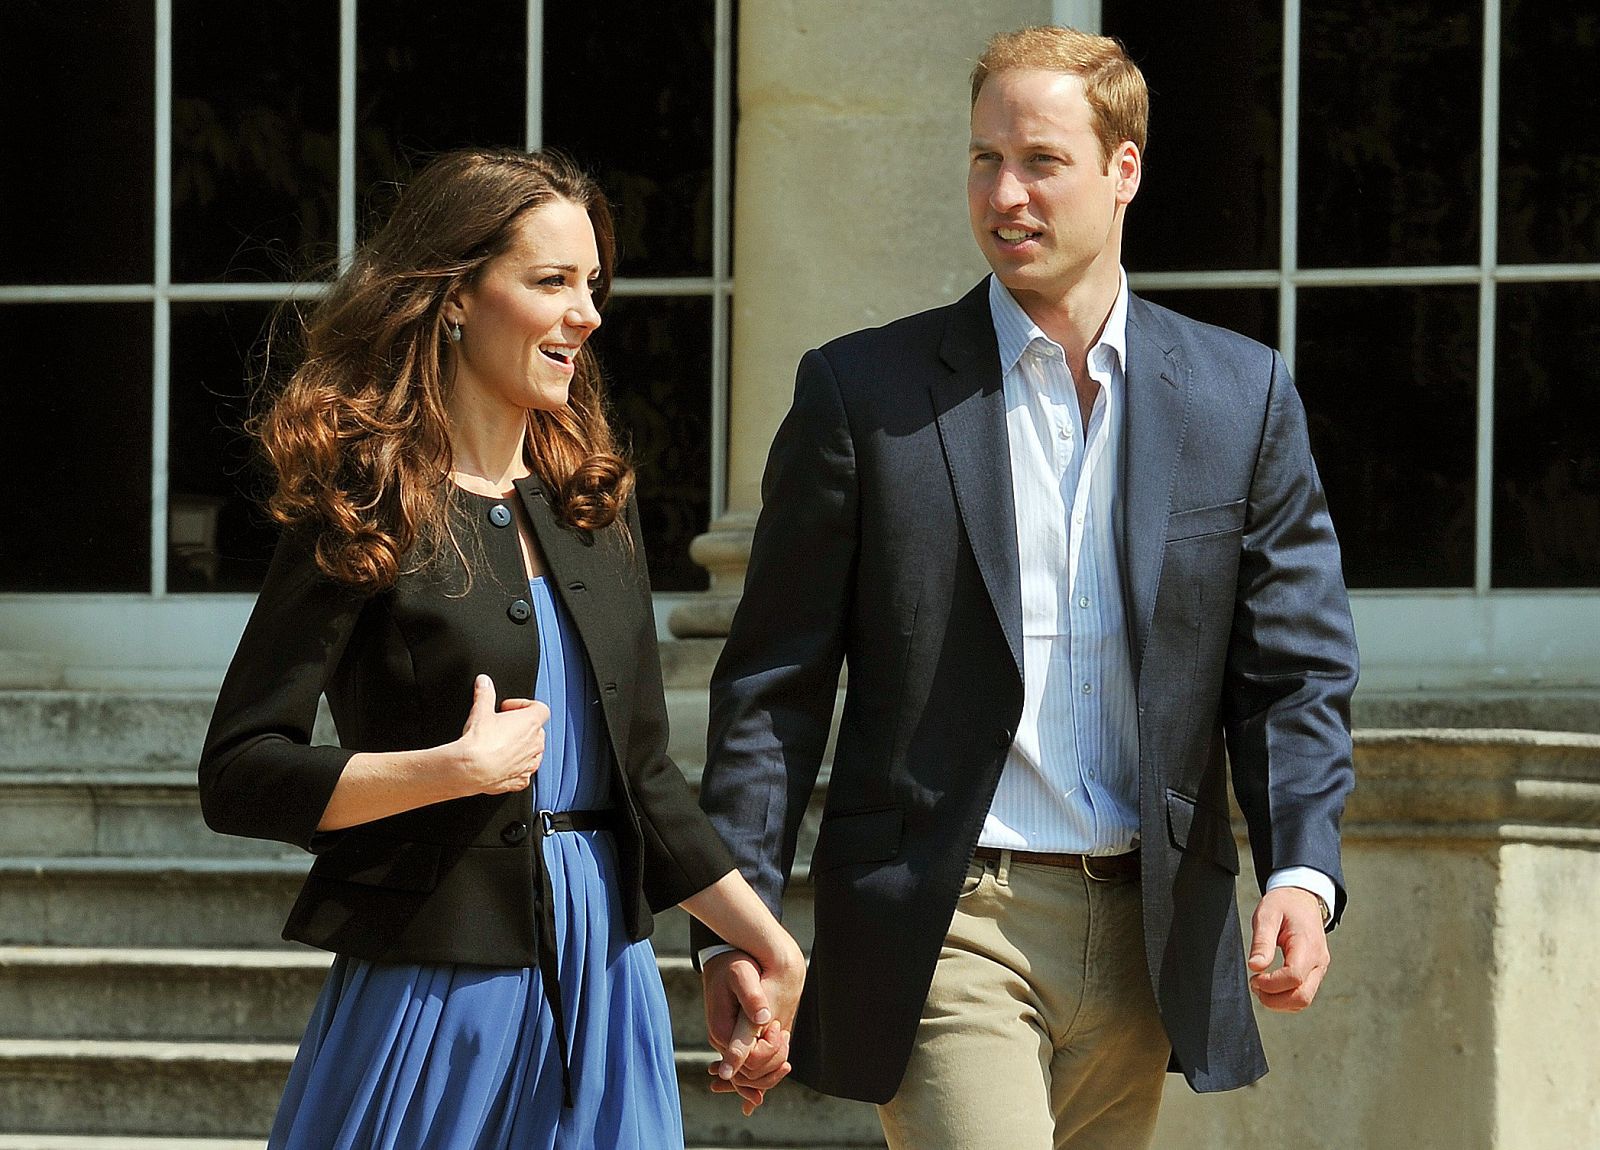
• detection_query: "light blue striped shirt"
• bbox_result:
[976,274,1335,915]
[980,273,1140,854]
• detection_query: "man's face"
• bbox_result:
[967,68,1139,306]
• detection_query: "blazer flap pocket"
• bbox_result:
[811,806,904,872]
[311,834,443,892]
[1166,499,1247,542]
[1165,790,1240,874]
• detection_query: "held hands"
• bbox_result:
[455,674,549,796]
[1247,886,1331,1011]
[703,947,806,1115]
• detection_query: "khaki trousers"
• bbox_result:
[877,853,1170,1150]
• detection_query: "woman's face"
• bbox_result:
[448,197,603,414]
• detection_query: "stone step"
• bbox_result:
[0,692,223,772]
[657,637,723,690]
[0,859,308,950]
[0,773,301,860]
[0,948,332,1043]
[0,949,747,1051]
[0,1039,296,1138]
[0,1040,884,1145]
[0,857,816,955]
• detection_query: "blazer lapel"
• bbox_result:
[932,281,1023,678]
[1120,294,1192,685]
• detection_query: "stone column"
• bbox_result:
[1152,730,1600,1149]
[669,0,1047,638]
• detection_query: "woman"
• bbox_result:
[199,148,801,1149]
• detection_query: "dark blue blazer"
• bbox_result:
[694,278,1358,1101]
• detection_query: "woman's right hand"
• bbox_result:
[455,673,549,795]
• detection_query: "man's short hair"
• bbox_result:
[970,25,1149,164]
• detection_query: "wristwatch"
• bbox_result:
[1312,892,1332,927]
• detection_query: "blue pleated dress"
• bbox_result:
[269,578,683,1150]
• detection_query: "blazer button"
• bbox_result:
[488,503,512,528]
[501,820,529,845]
[995,728,1013,748]
[508,598,532,623]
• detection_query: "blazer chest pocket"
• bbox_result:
[810,806,903,874]
[1165,499,1246,543]
[1165,790,1240,875]
[310,833,443,892]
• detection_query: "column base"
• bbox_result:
[667,512,757,639]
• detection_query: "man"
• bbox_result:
[696,25,1357,1148]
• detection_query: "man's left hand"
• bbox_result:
[1247,887,1330,1012]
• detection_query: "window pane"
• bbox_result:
[356,0,525,231]
[1103,1,1281,272]
[1296,286,1477,587]
[544,0,716,277]
[172,1,339,283]
[1493,283,1600,587]
[1300,1,1482,268]
[2,2,154,284]
[1499,5,1600,263]
[596,297,712,592]
[168,302,282,592]
[1135,288,1278,349]
[0,305,152,591]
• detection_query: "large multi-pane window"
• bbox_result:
[1092,0,1599,684]
[1102,0,1599,592]
[1,0,732,614]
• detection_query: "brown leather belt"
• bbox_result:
[972,845,1140,882]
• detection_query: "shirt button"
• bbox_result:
[487,504,512,528]
[1074,513,1085,525]
[1058,426,1070,440]
[507,598,532,623]
[1082,682,1093,694]
[1078,595,1090,608]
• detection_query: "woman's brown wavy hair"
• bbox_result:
[252,147,633,593]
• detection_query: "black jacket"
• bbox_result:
[200,478,733,965]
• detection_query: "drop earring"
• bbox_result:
[449,322,463,343]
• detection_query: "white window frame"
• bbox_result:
[0,0,735,684]
[1057,0,1600,691]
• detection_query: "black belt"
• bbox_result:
[532,805,622,1107]
[540,807,621,836]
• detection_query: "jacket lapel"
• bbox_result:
[932,280,1023,678]
[1120,294,1191,685]
[513,478,627,695]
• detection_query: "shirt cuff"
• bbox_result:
[1265,866,1337,928]
[698,943,740,969]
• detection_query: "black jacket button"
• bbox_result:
[488,504,512,528]
[501,820,529,845]
[995,728,1013,748]
[508,598,532,623]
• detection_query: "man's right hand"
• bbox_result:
[702,948,800,1113]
